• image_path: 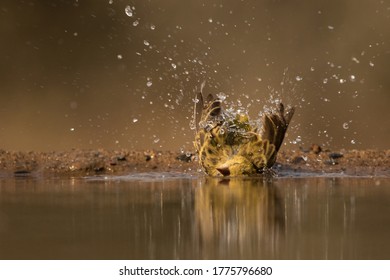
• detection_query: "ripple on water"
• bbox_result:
[86,172,199,182]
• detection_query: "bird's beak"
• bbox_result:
[216,164,230,176]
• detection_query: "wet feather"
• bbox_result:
[194,90,295,176]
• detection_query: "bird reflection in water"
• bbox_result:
[194,177,285,259]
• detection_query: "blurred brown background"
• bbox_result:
[0,0,389,152]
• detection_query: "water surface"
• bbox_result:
[0,174,389,259]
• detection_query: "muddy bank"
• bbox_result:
[0,148,389,178]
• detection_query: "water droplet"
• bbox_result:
[150,24,156,30]
[189,120,196,130]
[125,5,133,17]
[216,92,227,101]
[342,122,349,129]
[295,76,303,81]
[132,118,138,123]
[339,78,346,84]
[70,128,75,132]
[153,138,160,144]
[369,61,374,67]
[327,25,334,30]
[323,78,328,84]
[208,18,213,23]
[146,81,152,87]
[349,75,356,82]
[351,57,360,63]
[133,20,139,26]
[143,40,150,46]
[109,0,113,4]
[117,54,123,60]
[351,139,356,144]
[171,63,177,69]
[70,101,78,109]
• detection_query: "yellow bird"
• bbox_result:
[193,90,295,176]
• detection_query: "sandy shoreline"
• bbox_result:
[0,148,389,178]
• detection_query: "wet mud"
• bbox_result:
[0,147,388,178]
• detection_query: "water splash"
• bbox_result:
[116,1,379,151]
[125,5,133,17]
